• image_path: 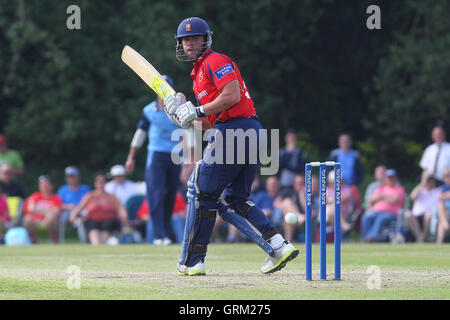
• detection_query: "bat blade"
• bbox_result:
[121,45,175,100]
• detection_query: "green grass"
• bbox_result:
[0,243,449,300]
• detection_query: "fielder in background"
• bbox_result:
[164,17,299,276]
[126,75,181,245]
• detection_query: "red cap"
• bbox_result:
[0,135,7,145]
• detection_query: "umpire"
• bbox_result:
[125,75,181,245]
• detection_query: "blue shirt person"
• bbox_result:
[328,133,364,186]
[57,166,90,242]
[125,75,182,245]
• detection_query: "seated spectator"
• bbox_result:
[137,192,186,244]
[278,130,306,195]
[252,176,283,226]
[105,165,137,206]
[57,166,90,243]
[0,185,11,243]
[325,171,356,235]
[250,174,265,200]
[0,163,25,198]
[278,175,306,242]
[328,133,364,187]
[0,135,25,176]
[405,172,440,242]
[364,165,386,209]
[436,168,450,243]
[361,169,406,242]
[69,173,128,245]
[23,175,62,244]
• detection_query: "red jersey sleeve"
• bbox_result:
[206,54,238,91]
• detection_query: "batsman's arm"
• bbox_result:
[200,80,241,116]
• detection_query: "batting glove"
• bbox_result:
[175,101,206,128]
[164,92,186,115]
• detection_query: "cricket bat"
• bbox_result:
[121,45,175,100]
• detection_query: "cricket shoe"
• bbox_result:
[261,238,299,274]
[153,237,172,245]
[177,261,206,276]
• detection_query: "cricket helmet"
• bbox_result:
[175,17,213,61]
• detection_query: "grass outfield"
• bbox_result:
[0,243,449,300]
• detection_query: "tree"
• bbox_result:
[364,0,450,176]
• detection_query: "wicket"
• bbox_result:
[305,161,341,280]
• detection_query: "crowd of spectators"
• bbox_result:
[0,130,189,245]
[216,126,450,244]
[0,124,449,246]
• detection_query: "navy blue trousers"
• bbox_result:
[145,151,181,240]
[185,117,277,266]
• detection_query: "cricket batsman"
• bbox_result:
[165,17,299,275]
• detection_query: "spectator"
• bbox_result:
[364,165,387,209]
[278,130,306,194]
[105,165,137,206]
[278,175,306,242]
[419,126,450,184]
[69,173,128,245]
[57,166,91,243]
[0,163,24,198]
[0,184,11,243]
[0,135,25,176]
[250,174,265,200]
[325,171,356,236]
[328,133,364,186]
[137,192,186,244]
[23,175,62,244]
[252,176,283,226]
[361,169,406,242]
[436,168,450,243]
[405,172,440,242]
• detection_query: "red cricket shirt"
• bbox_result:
[191,49,256,126]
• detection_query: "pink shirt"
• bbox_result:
[371,185,406,215]
[0,196,10,222]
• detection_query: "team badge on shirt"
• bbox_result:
[199,71,203,82]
